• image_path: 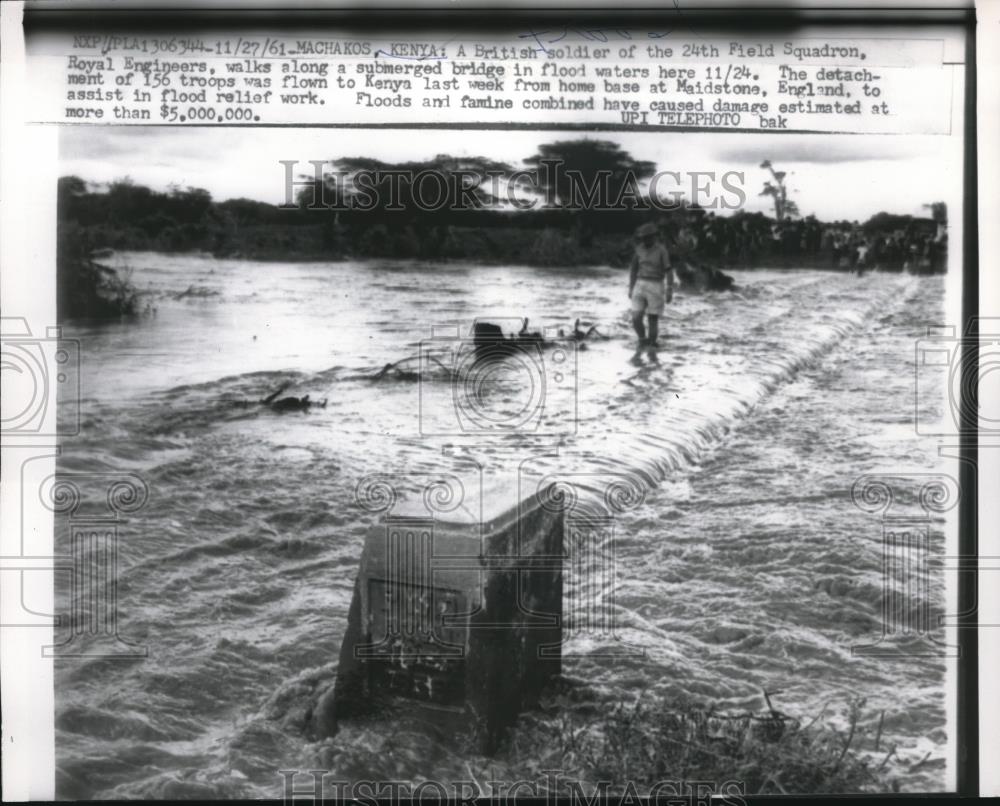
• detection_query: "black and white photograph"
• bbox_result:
[1,4,993,802]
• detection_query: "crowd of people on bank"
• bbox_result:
[667,211,947,273]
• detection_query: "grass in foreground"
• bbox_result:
[495,684,901,795]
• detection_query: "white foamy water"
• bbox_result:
[55,254,950,797]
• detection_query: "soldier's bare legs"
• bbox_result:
[631,311,647,345]
[647,315,659,348]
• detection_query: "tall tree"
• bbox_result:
[297,154,512,212]
[523,140,657,245]
[293,154,514,256]
[759,160,799,221]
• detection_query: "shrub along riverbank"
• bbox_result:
[296,674,913,796]
[56,172,946,320]
[57,224,141,321]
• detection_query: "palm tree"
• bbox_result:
[759,160,799,221]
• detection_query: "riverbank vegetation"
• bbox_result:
[304,678,913,796]
[494,684,904,795]
[57,139,948,320]
[57,220,140,321]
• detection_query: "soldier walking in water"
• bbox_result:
[628,222,676,353]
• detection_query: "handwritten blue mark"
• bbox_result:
[373,49,447,61]
[518,26,673,55]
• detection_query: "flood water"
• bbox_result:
[55,253,952,797]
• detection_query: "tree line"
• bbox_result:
[57,139,946,319]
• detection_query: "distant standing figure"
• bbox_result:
[628,222,675,350]
[855,241,870,275]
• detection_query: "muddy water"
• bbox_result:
[55,254,951,797]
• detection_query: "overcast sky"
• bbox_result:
[59,127,961,222]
